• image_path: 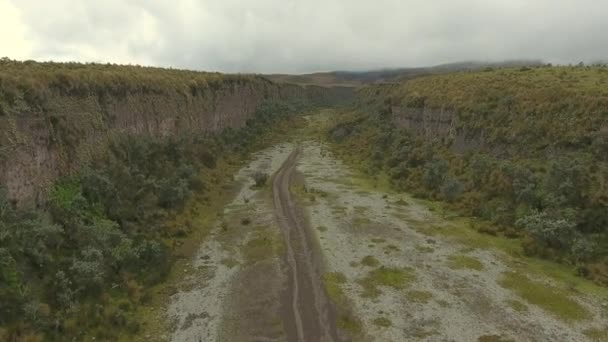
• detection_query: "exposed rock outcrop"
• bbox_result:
[0,78,352,206]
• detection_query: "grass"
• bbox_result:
[499,271,590,321]
[220,258,239,268]
[409,211,608,300]
[361,255,380,267]
[337,315,362,334]
[243,229,282,264]
[477,335,515,342]
[322,272,347,304]
[372,317,392,328]
[446,254,484,271]
[583,328,608,341]
[415,244,435,253]
[359,266,415,298]
[322,272,363,337]
[406,290,433,304]
[506,299,528,313]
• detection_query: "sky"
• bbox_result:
[1,0,607,74]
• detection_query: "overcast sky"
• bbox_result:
[1,0,607,74]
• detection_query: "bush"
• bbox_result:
[517,210,576,250]
[252,171,269,187]
[440,177,463,202]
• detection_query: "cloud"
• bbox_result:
[0,0,32,59]
[3,0,608,73]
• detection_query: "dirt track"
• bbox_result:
[272,146,341,342]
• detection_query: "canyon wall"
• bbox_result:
[390,105,488,153]
[0,77,352,206]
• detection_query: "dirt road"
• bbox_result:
[272,146,342,342]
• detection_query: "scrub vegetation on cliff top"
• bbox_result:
[0,57,261,115]
[329,65,608,286]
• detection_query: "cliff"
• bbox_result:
[0,60,353,205]
[358,66,608,158]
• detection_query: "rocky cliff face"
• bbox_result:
[0,78,351,206]
[391,105,489,153]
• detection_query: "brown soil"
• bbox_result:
[272,146,343,342]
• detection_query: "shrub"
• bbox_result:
[252,171,269,187]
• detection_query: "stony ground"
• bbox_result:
[165,130,608,341]
[296,140,607,342]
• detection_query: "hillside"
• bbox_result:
[0,59,353,206]
[329,65,608,285]
[2,61,608,342]
[266,60,543,87]
[0,59,353,341]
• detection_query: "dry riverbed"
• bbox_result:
[296,140,608,342]
[164,137,608,342]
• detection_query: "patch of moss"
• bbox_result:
[447,254,484,271]
[384,244,400,252]
[361,255,380,267]
[359,266,415,298]
[394,198,409,206]
[322,272,347,304]
[477,335,514,342]
[317,226,328,232]
[415,244,435,253]
[353,216,372,226]
[371,238,386,244]
[220,258,239,268]
[506,299,528,313]
[499,271,589,321]
[372,317,392,328]
[242,230,281,264]
[583,327,608,341]
[337,315,362,334]
[406,290,433,304]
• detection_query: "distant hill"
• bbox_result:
[266,60,544,87]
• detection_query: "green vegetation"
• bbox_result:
[415,244,435,253]
[359,266,415,298]
[321,272,363,338]
[242,228,283,264]
[405,290,433,303]
[322,272,347,304]
[477,335,514,342]
[361,255,380,267]
[0,58,262,116]
[252,172,269,187]
[499,271,589,321]
[337,315,362,334]
[506,299,528,313]
[329,65,608,285]
[583,327,608,341]
[447,254,484,271]
[0,80,312,339]
[372,317,392,328]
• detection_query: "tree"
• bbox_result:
[440,177,464,202]
[423,159,449,191]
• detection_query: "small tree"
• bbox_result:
[516,210,576,250]
[440,177,464,202]
[423,159,449,192]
